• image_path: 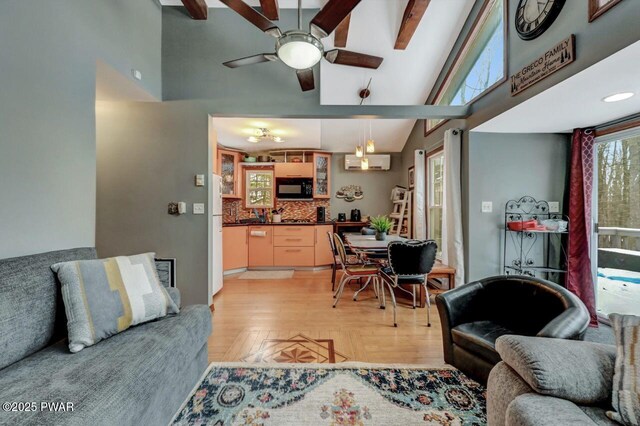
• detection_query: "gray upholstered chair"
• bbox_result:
[488,335,617,426]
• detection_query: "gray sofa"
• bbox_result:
[0,248,212,425]
[488,335,617,425]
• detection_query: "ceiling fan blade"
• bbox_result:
[296,69,315,92]
[220,0,282,38]
[324,49,383,69]
[223,53,278,68]
[310,0,361,38]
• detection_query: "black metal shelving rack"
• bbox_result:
[503,196,569,284]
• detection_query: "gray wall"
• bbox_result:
[96,101,210,306]
[0,0,162,259]
[466,132,569,280]
[331,153,404,219]
[401,0,640,281]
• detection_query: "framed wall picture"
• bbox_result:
[154,258,176,288]
[589,0,623,22]
[408,166,415,190]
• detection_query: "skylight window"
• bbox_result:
[426,0,506,133]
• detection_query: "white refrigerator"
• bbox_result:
[210,174,224,302]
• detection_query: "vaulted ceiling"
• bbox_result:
[159,0,475,152]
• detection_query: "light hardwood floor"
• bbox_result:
[208,269,446,366]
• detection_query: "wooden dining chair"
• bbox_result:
[326,231,359,292]
[332,233,381,308]
[379,240,437,327]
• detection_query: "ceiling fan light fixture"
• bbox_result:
[276,31,324,70]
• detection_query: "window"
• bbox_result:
[594,129,640,318]
[427,150,445,257]
[426,0,505,133]
[244,170,274,209]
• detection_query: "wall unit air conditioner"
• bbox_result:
[344,154,391,171]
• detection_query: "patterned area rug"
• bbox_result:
[241,334,348,363]
[172,363,486,425]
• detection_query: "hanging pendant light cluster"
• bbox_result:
[354,80,375,169]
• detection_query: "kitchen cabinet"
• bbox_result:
[314,225,334,266]
[223,226,248,271]
[244,169,274,209]
[248,225,273,267]
[313,153,331,199]
[274,163,313,178]
[217,149,241,199]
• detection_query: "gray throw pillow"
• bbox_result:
[51,253,179,353]
[607,313,640,426]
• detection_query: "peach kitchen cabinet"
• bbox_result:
[314,225,334,266]
[222,226,248,272]
[248,225,274,267]
[313,153,331,199]
[274,163,313,178]
[217,149,241,199]
[273,226,315,267]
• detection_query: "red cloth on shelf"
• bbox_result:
[567,128,598,326]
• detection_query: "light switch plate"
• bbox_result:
[481,201,493,213]
[549,201,560,213]
[195,174,205,187]
[193,203,205,214]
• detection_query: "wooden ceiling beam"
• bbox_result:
[259,0,279,21]
[394,0,430,50]
[181,0,208,20]
[333,14,351,48]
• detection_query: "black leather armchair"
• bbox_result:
[435,275,590,384]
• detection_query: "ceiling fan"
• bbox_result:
[221,0,384,92]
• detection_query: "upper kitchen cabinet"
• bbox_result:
[313,153,331,199]
[217,149,241,199]
[244,169,274,209]
[274,163,313,178]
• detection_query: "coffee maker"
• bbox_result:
[350,209,361,222]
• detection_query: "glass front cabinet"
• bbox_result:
[313,153,331,199]
[217,149,241,198]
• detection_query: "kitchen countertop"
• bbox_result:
[223,221,335,227]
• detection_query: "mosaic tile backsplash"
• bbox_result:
[223,199,331,223]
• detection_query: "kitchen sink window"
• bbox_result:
[427,150,445,258]
[245,169,274,209]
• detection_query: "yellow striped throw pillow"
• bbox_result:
[51,253,179,353]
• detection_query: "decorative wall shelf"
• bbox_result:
[503,196,569,284]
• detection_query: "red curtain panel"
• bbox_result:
[567,128,598,326]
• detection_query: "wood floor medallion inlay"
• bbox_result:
[240,333,348,364]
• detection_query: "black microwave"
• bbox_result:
[275,178,314,200]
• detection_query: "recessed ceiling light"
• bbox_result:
[602,92,634,103]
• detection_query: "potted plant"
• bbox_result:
[370,215,393,241]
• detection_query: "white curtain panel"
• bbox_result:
[442,129,465,286]
[413,149,426,239]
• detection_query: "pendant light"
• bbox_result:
[360,157,369,170]
[360,120,369,170]
[366,120,375,153]
[355,145,363,157]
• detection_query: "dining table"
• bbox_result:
[343,232,457,307]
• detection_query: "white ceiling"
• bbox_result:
[473,40,640,133]
[160,0,475,152]
[212,117,413,153]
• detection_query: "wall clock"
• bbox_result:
[515,0,566,40]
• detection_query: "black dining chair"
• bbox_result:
[379,239,438,327]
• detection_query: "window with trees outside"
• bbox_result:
[426,0,505,133]
[595,130,640,318]
[245,170,274,209]
[427,150,445,258]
